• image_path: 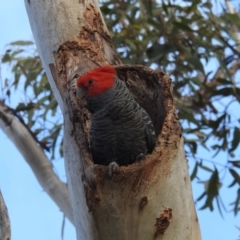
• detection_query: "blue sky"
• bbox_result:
[0,1,239,240]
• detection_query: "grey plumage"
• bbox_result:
[85,77,156,166]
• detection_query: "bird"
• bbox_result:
[76,65,156,166]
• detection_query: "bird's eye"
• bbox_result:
[88,79,94,85]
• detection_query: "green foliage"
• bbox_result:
[1,41,63,160]
[1,0,240,215]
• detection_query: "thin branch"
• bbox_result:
[225,0,235,13]
[0,190,11,240]
[0,101,73,224]
[175,59,240,111]
[225,0,240,51]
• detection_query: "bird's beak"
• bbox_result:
[77,88,87,99]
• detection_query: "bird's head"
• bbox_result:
[76,65,116,98]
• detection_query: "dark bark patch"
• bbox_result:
[76,4,120,67]
[154,208,172,238]
[0,102,12,126]
[83,5,106,34]
[139,196,148,210]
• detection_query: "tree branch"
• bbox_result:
[0,190,11,240]
[176,59,240,111]
[225,0,240,51]
[0,101,73,224]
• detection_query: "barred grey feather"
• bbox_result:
[86,77,156,166]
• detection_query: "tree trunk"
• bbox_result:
[24,0,201,239]
[0,190,11,240]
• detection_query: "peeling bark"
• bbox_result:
[24,0,201,239]
[155,208,172,237]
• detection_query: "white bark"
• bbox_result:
[0,190,11,240]
[24,0,201,239]
[24,0,120,238]
[0,103,73,224]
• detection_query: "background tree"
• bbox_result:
[0,0,240,239]
[0,190,11,240]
